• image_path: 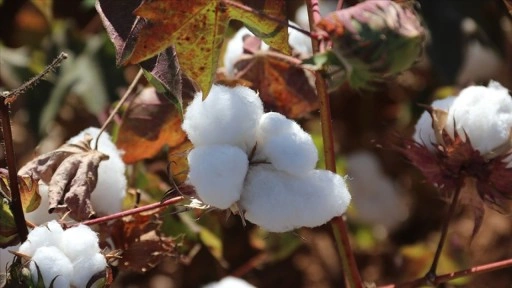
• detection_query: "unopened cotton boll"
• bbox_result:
[256,112,318,176]
[203,276,256,288]
[187,145,249,209]
[241,166,350,232]
[445,81,512,156]
[29,246,73,288]
[67,127,126,215]
[182,85,263,152]
[413,96,456,151]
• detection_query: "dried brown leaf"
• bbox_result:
[18,134,109,221]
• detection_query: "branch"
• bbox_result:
[305,0,363,287]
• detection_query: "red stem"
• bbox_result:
[379,258,512,288]
[305,0,363,287]
[79,196,184,226]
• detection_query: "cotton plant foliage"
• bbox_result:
[18,220,107,288]
[183,84,351,232]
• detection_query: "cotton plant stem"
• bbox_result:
[0,101,28,241]
[305,0,363,287]
[379,257,512,288]
[425,187,462,283]
[79,196,184,226]
[94,68,144,149]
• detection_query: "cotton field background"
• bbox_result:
[1,0,512,287]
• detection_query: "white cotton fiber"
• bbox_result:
[25,182,58,225]
[18,221,64,256]
[29,246,73,288]
[241,166,350,232]
[203,276,256,288]
[67,127,127,216]
[256,112,318,175]
[445,81,512,156]
[413,96,455,151]
[59,225,101,263]
[187,145,249,209]
[182,85,263,152]
[71,252,106,288]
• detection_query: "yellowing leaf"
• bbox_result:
[116,0,290,95]
[0,198,18,248]
[0,171,41,213]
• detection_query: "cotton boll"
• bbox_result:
[241,166,350,232]
[182,85,263,152]
[29,246,73,288]
[18,220,64,256]
[413,96,456,151]
[256,112,318,175]
[67,127,127,215]
[25,183,58,225]
[203,276,256,288]
[187,145,249,209]
[445,81,512,155]
[71,253,106,288]
[59,225,100,263]
[346,151,408,230]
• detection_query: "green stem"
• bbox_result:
[305,1,363,287]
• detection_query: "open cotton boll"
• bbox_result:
[182,85,263,152]
[29,246,73,288]
[188,145,249,209]
[71,253,106,288]
[67,127,126,215]
[18,221,64,256]
[59,225,101,263]
[203,276,256,288]
[256,112,318,175]
[445,81,512,156]
[241,166,350,232]
[413,96,456,151]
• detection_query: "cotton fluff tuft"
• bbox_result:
[182,85,263,152]
[241,166,351,232]
[203,276,256,288]
[256,112,318,175]
[18,220,106,288]
[29,246,73,288]
[187,145,249,209]
[67,127,126,215]
[413,96,456,151]
[445,81,512,155]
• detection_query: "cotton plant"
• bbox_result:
[182,84,351,233]
[406,80,512,237]
[14,220,107,288]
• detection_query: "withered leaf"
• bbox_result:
[0,169,41,213]
[233,52,318,118]
[18,134,109,221]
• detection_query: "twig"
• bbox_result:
[3,53,68,104]
[0,101,28,241]
[379,258,512,288]
[230,252,268,278]
[79,196,184,226]
[222,0,312,38]
[94,69,144,149]
[425,187,462,282]
[305,0,363,287]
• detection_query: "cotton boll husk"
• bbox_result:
[182,85,263,152]
[445,81,512,156]
[413,96,456,151]
[25,182,58,225]
[187,145,249,209]
[29,246,73,288]
[71,253,106,288]
[203,276,256,288]
[241,166,351,232]
[256,112,318,175]
[59,225,101,263]
[346,151,408,230]
[67,127,127,215]
[18,220,64,256]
